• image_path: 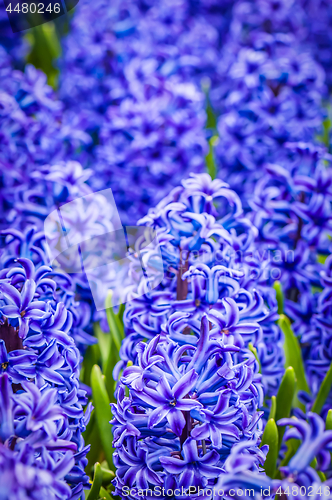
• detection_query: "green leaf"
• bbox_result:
[269,396,277,421]
[25,22,61,88]
[85,419,102,475]
[87,462,103,500]
[95,299,123,402]
[278,315,310,409]
[326,409,332,430]
[83,404,95,444]
[104,296,123,401]
[311,361,332,415]
[326,410,332,474]
[206,103,217,131]
[248,342,261,373]
[275,366,296,446]
[309,458,327,481]
[100,465,115,486]
[202,77,218,131]
[317,254,328,264]
[105,292,124,352]
[205,135,219,180]
[273,281,284,314]
[93,322,111,371]
[260,419,278,478]
[81,343,101,387]
[316,117,332,149]
[104,338,119,403]
[99,487,113,500]
[318,470,327,482]
[91,365,115,471]
[117,303,125,324]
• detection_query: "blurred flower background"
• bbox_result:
[0,0,332,499]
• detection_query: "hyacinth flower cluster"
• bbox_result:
[117,174,284,397]
[0,55,92,231]
[211,0,327,204]
[0,65,136,347]
[300,0,332,91]
[0,154,103,348]
[219,412,332,499]
[110,174,285,496]
[110,172,332,498]
[59,0,226,111]
[0,242,92,499]
[248,148,332,415]
[56,0,332,223]
[0,53,123,349]
[59,0,231,222]
[0,1,28,64]
[112,316,267,498]
[93,75,207,224]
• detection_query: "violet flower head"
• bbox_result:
[278,413,332,475]
[0,251,92,499]
[211,0,327,206]
[248,148,332,410]
[119,173,284,397]
[0,372,78,500]
[112,315,264,496]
